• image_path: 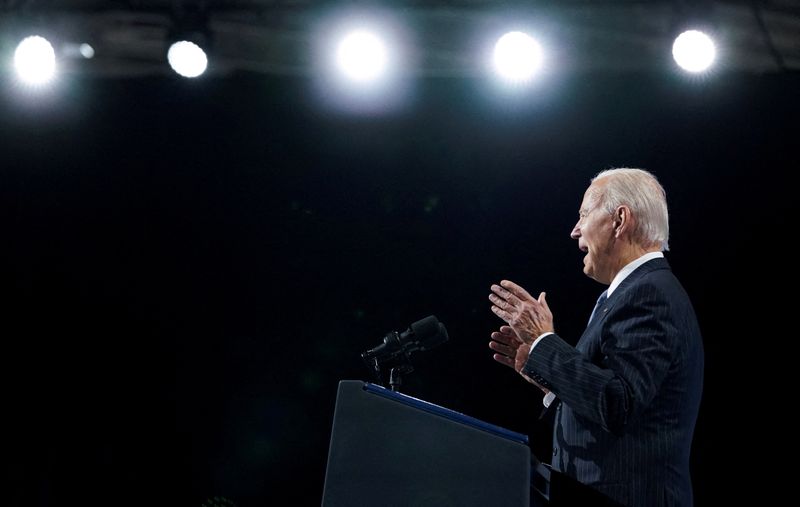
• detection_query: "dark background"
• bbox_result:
[2,70,795,505]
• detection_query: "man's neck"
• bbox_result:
[608,243,661,281]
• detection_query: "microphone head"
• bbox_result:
[427,323,448,349]
[409,315,439,338]
[408,315,448,351]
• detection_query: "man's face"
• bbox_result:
[570,182,616,284]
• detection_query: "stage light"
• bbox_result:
[62,42,95,60]
[672,30,716,73]
[493,31,543,84]
[13,35,56,85]
[167,40,208,78]
[166,6,211,78]
[311,9,411,114]
[79,43,95,59]
[335,30,388,83]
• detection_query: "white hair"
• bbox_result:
[591,168,670,251]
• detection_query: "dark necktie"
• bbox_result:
[587,290,608,326]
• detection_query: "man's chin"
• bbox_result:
[584,267,601,281]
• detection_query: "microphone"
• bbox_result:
[362,315,448,363]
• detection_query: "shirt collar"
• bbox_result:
[607,251,664,296]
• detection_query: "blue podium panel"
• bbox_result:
[322,381,530,507]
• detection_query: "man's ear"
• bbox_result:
[613,206,631,236]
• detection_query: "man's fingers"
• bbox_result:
[492,328,522,347]
[491,305,512,321]
[489,340,516,357]
[488,293,511,309]
[490,331,516,346]
[490,285,522,307]
[500,280,534,301]
[490,283,511,298]
[492,353,515,369]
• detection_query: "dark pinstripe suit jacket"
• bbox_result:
[523,257,704,507]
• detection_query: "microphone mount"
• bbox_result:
[361,315,448,392]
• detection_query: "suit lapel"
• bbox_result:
[575,257,671,352]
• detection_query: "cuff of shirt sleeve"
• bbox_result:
[530,331,554,351]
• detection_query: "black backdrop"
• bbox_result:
[2,70,795,506]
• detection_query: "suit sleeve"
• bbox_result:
[522,282,678,436]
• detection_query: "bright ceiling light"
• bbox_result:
[79,43,95,59]
[335,30,388,83]
[672,30,716,73]
[14,35,57,85]
[167,40,208,78]
[493,31,543,84]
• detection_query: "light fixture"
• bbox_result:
[669,1,718,73]
[166,6,211,78]
[13,34,57,85]
[493,31,543,84]
[672,30,716,73]
[335,30,388,84]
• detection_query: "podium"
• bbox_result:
[321,381,531,507]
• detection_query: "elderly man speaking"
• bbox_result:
[489,168,704,507]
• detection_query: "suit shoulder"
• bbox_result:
[616,269,696,313]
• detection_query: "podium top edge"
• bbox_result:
[345,380,529,446]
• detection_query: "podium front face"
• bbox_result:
[322,381,531,507]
